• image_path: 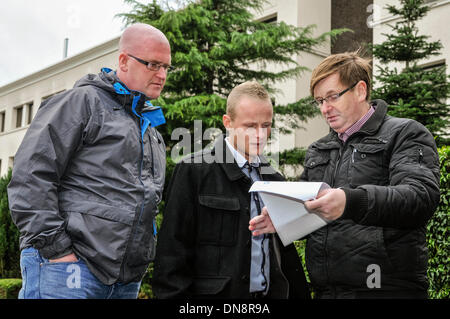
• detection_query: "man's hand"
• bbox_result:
[304,188,346,221]
[249,207,276,236]
[49,253,78,263]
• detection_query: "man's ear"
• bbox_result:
[118,53,129,72]
[223,114,232,130]
[356,81,368,102]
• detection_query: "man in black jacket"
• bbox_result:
[250,52,440,298]
[153,81,309,299]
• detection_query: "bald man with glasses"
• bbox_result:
[9,23,171,299]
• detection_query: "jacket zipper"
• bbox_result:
[120,96,148,281]
[130,109,148,246]
[324,132,370,290]
[326,147,342,286]
[418,148,423,166]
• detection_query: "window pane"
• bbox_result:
[27,103,33,125]
[16,107,23,128]
[0,112,5,132]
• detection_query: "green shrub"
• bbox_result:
[427,145,450,299]
[0,278,22,299]
[294,239,313,298]
[138,263,155,299]
[0,169,21,279]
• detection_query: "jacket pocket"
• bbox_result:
[304,154,330,182]
[349,143,388,186]
[325,221,395,287]
[382,227,427,274]
[191,276,232,296]
[63,204,134,266]
[198,195,240,246]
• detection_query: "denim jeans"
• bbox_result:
[19,247,141,299]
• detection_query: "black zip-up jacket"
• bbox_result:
[301,100,440,298]
[153,137,310,299]
[8,69,166,285]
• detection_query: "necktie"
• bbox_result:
[244,161,268,293]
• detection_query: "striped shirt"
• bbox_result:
[338,105,375,142]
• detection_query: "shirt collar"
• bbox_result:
[338,105,375,142]
[224,137,260,168]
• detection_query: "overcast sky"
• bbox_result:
[0,0,154,87]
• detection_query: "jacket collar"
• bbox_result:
[100,68,150,114]
[318,99,388,147]
[224,137,262,168]
[358,99,388,135]
[100,68,166,129]
[212,136,278,181]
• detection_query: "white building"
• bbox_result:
[0,38,119,176]
[1,0,449,177]
[373,0,450,72]
[372,0,450,137]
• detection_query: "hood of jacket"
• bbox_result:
[74,68,163,119]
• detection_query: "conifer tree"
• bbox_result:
[371,0,450,145]
[117,0,345,297]
[118,0,344,167]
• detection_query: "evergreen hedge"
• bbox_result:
[0,278,21,299]
[0,147,448,299]
[427,146,450,299]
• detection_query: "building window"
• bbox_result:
[26,103,34,125]
[419,59,448,116]
[12,101,34,129]
[14,106,23,128]
[8,156,14,170]
[260,13,277,24]
[0,111,5,132]
[420,59,445,71]
[42,90,65,102]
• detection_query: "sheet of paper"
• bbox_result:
[249,181,330,246]
[249,181,329,202]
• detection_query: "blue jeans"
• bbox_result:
[19,247,141,299]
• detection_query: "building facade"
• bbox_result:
[0,38,118,176]
[1,0,448,177]
[373,0,450,71]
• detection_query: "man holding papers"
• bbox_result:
[250,52,440,299]
[153,81,309,299]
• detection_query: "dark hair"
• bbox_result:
[310,51,372,101]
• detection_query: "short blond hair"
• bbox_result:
[227,81,272,119]
[310,51,372,101]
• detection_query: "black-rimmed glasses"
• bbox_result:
[128,54,174,72]
[314,81,358,107]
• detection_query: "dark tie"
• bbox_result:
[244,161,268,293]
[244,162,262,213]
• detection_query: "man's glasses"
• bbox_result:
[128,54,174,72]
[313,81,358,107]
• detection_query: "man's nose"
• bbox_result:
[155,67,167,79]
[256,127,269,138]
[320,100,333,114]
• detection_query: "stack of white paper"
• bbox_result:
[249,181,330,246]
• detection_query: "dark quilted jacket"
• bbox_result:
[301,100,440,298]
